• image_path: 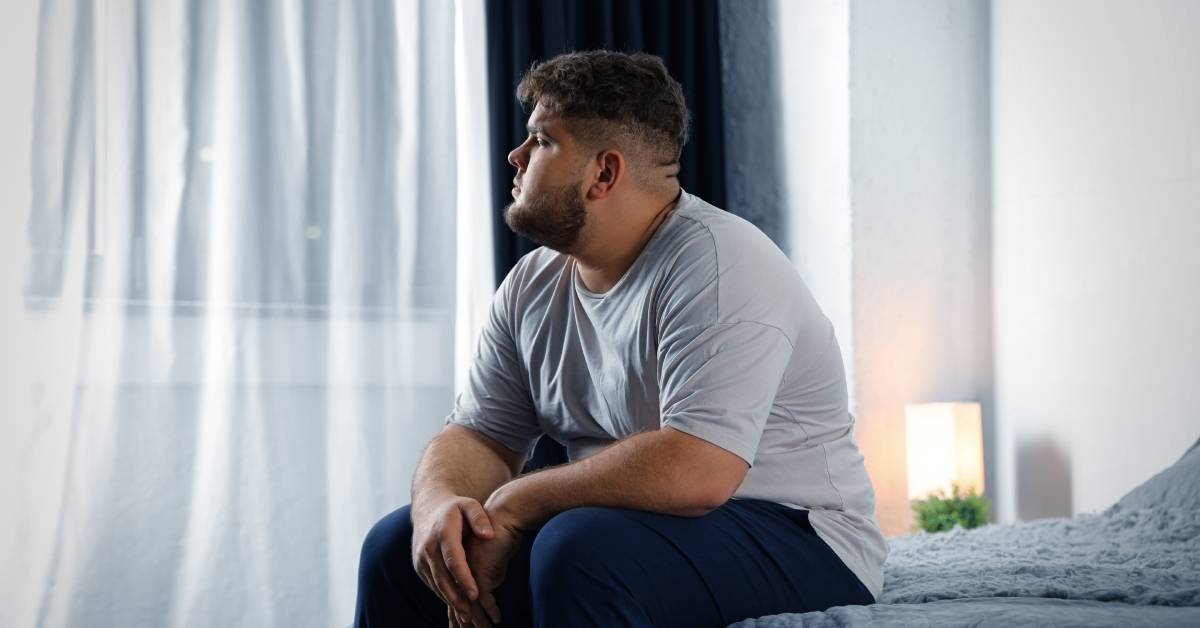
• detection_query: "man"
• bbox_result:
[355,50,887,628]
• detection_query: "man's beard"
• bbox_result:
[504,180,587,253]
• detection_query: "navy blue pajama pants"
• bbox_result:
[354,498,873,628]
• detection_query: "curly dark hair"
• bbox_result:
[516,50,690,178]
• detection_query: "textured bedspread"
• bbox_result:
[730,597,1200,628]
[878,503,1200,606]
[730,437,1200,627]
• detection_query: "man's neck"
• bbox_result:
[573,187,681,294]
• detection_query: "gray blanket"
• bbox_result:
[878,503,1200,606]
[730,436,1200,627]
[732,597,1200,628]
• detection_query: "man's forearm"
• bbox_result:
[411,428,515,526]
[487,428,735,531]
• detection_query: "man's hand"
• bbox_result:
[462,503,524,627]
[411,496,496,623]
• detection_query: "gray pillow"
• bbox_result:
[1111,435,1200,511]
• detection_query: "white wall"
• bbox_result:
[849,0,993,534]
[993,0,1200,521]
[778,0,854,391]
[780,0,993,535]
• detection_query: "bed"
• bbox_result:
[733,437,1200,627]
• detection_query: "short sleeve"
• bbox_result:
[658,320,794,466]
[445,272,543,460]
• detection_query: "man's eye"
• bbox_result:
[535,138,548,148]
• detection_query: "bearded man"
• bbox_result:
[354,50,886,628]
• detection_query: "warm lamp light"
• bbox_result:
[905,402,985,500]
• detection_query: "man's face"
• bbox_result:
[504,103,589,253]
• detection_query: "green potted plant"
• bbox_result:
[912,482,991,533]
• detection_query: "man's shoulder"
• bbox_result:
[665,192,825,334]
[670,192,791,275]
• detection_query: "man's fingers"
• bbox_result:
[481,591,502,625]
[468,600,495,628]
[428,558,472,616]
[440,540,479,600]
[432,568,468,614]
[464,598,494,628]
[418,562,448,606]
[457,500,495,538]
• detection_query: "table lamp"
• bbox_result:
[905,402,985,500]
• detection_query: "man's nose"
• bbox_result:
[508,144,527,171]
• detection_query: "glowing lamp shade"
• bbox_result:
[904,402,985,500]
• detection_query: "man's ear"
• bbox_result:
[586,149,625,200]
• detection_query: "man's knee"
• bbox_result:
[358,505,416,586]
[357,505,444,627]
[529,507,629,591]
[528,508,659,626]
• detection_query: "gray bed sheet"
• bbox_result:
[731,437,1200,627]
[731,597,1200,628]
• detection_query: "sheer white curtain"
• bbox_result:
[1,1,493,626]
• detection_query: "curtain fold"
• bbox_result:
[7,1,490,627]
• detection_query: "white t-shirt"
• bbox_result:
[446,189,888,598]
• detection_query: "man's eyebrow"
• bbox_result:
[527,125,554,139]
